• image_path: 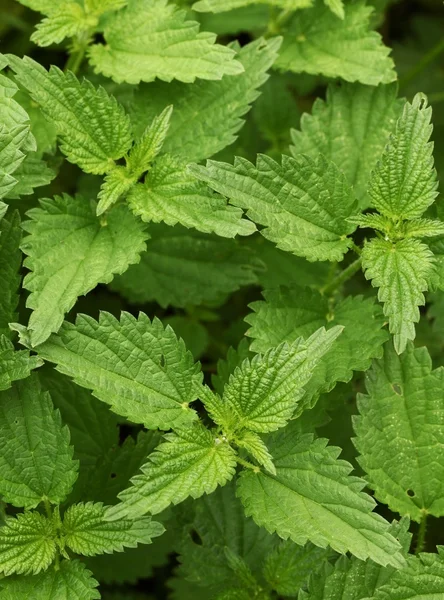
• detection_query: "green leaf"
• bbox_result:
[21,194,148,347]
[368,94,438,220]
[5,54,133,174]
[193,0,312,12]
[110,224,260,308]
[236,430,276,475]
[0,559,100,600]
[276,0,395,85]
[127,37,281,162]
[62,502,164,556]
[87,0,243,84]
[361,237,434,354]
[0,512,57,576]
[0,374,78,508]
[290,82,403,207]
[300,519,412,599]
[354,342,444,522]
[4,155,55,200]
[246,287,388,410]
[127,154,255,238]
[0,127,26,200]
[191,154,358,262]
[97,105,173,215]
[176,480,277,594]
[105,423,237,520]
[212,326,342,435]
[237,425,405,568]
[31,3,97,47]
[35,311,203,430]
[370,548,444,600]
[212,339,252,396]
[0,211,22,338]
[323,0,344,19]
[263,540,333,597]
[0,335,42,391]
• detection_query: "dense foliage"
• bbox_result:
[1,0,444,598]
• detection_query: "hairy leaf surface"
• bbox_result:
[35,312,202,430]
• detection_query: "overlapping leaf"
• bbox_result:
[0,374,78,508]
[21,194,148,347]
[5,54,133,174]
[210,326,342,435]
[246,286,388,409]
[191,154,358,262]
[354,342,444,522]
[63,502,164,556]
[110,224,260,308]
[35,311,203,430]
[106,423,237,520]
[127,37,281,162]
[0,211,22,337]
[0,559,100,600]
[237,425,405,568]
[291,82,403,207]
[276,0,396,85]
[0,336,42,391]
[88,0,243,84]
[127,154,255,238]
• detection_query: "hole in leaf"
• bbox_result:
[407,489,415,497]
[190,529,203,546]
[159,354,165,368]
[110,472,117,479]
[392,383,402,395]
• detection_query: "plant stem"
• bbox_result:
[265,8,293,38]
[400,38,444,89]
[321,257,362,296]
[64,43,87,75]
[43,497,52,519]
[236,456,260,472]
[415,512,428,555]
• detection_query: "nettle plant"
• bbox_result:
[1,0,444,598]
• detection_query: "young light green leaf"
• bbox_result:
[128,154,255,238]
[21,194,148,347]
[0,374,78,508]
[193,0,312,12]
[126,105,172,175]
[361,237,434,354]
[87,0,243,84]
[216,327,342,435]
[0,336,42,391]
[370,548,444,600]
[31,2,97,47]
[323,0,344,18]
[62,502,164,556]
[354,342,444,522]
[191,154,358,262]
[35,311,202,430]
[369,94,437,220]
[291,82,403,207]
[0,512,57,576]
[0,559,100,600]
[246,287,388,410]
[97,106,173,215]
[106,423,237,520]
[236,430,276,475]
[110,224,260,308]
[237,426,405,568]
[300,519,412,599]
[0,211,22,338]
[128,37,281,163]
[276,1,395,85]
[5,54,133,174]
